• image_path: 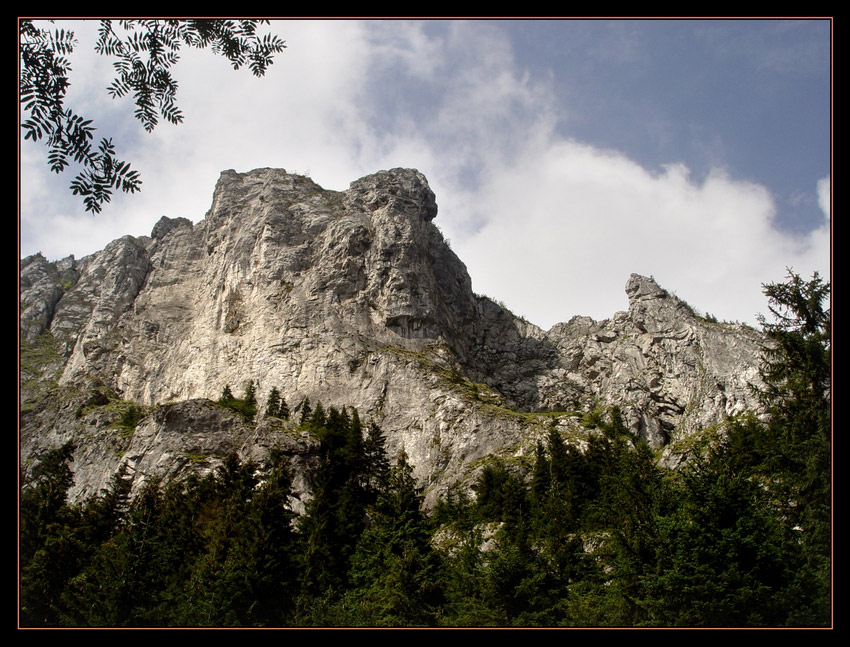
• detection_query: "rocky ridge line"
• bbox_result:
[20,167,765,505]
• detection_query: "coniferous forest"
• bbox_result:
[19,273,831,628]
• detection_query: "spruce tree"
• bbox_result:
[298,405,367,599]
[20,443,79,626]
[299,398,312,425]
[530,439,550,515]
[246,448,299,624]
[72,479,168,626]
[708,270,833,625]
[756,271,830,551]
[311,401,326,429]
[346,449,443,626]
[266,386,282,418]
[590,435,665,626]
[242,380,257,421]
[179,452,293,626]
[220,384,234,403]
[642,442,805,627]
[362,422,390,502]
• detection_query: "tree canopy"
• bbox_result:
[20,19,286,213]
[19,272,831,627]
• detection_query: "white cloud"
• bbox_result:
[20,20,830,331]
[21,21,381,260]
[450,139,816,328]
[366,21,448,80]
[817,176,831,220]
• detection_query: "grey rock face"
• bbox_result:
[543,274,763,451]
[20,168,765,504]
[21,253,80,343]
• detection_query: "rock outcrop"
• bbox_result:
[20,167,765,505]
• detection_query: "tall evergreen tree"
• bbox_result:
[362,422,390,502]
[242,380,258,421]
[530,439,550,515]
[700,270,833,625]
[346,449,443,626]
[311,401,326,429]
[435,489,499,627]
[571,424,669,627]
[20,443,80,626]
[266,386,282,418]
[298,406,369,599]
[642,442,806,627]
[70,478,169,626]
[755,271,831,554]
[244,380,256,404]
[245,448,299,624]
[299,398,312,425]
[178,452,297,626]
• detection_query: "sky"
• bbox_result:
[19,19,831,330]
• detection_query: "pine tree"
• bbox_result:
[483,520,553,626]
[756,270,830,552]
[642,440,807,627]
[299,398,312,425]
[218,383,259,421]
[584,431,667,626]
[178,452,296,626]
[72,478,168,626]
[543,425,574,529]
[20,443,80,626]
[530,439,550,515]
[298,406,368,599]
[266,386,282,418]
[298,464,343,597]
[311,401,326,428]
[434,489,499,627]
[701,270,833,625]
[362,422,390,502]
[346,449,443,626]
[243,380,257,421]
[245,448,299,624]
[77,464,133,551]
[278,397,290,420]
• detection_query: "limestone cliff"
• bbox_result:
[20,168,765,506]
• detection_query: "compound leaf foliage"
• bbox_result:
[20,19,286,213]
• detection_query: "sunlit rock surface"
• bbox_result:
[20,168,764,505]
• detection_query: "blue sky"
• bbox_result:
[20,19,831,330]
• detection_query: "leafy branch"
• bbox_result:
[20,19,286,214]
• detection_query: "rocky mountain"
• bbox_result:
[20,167,765,508]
